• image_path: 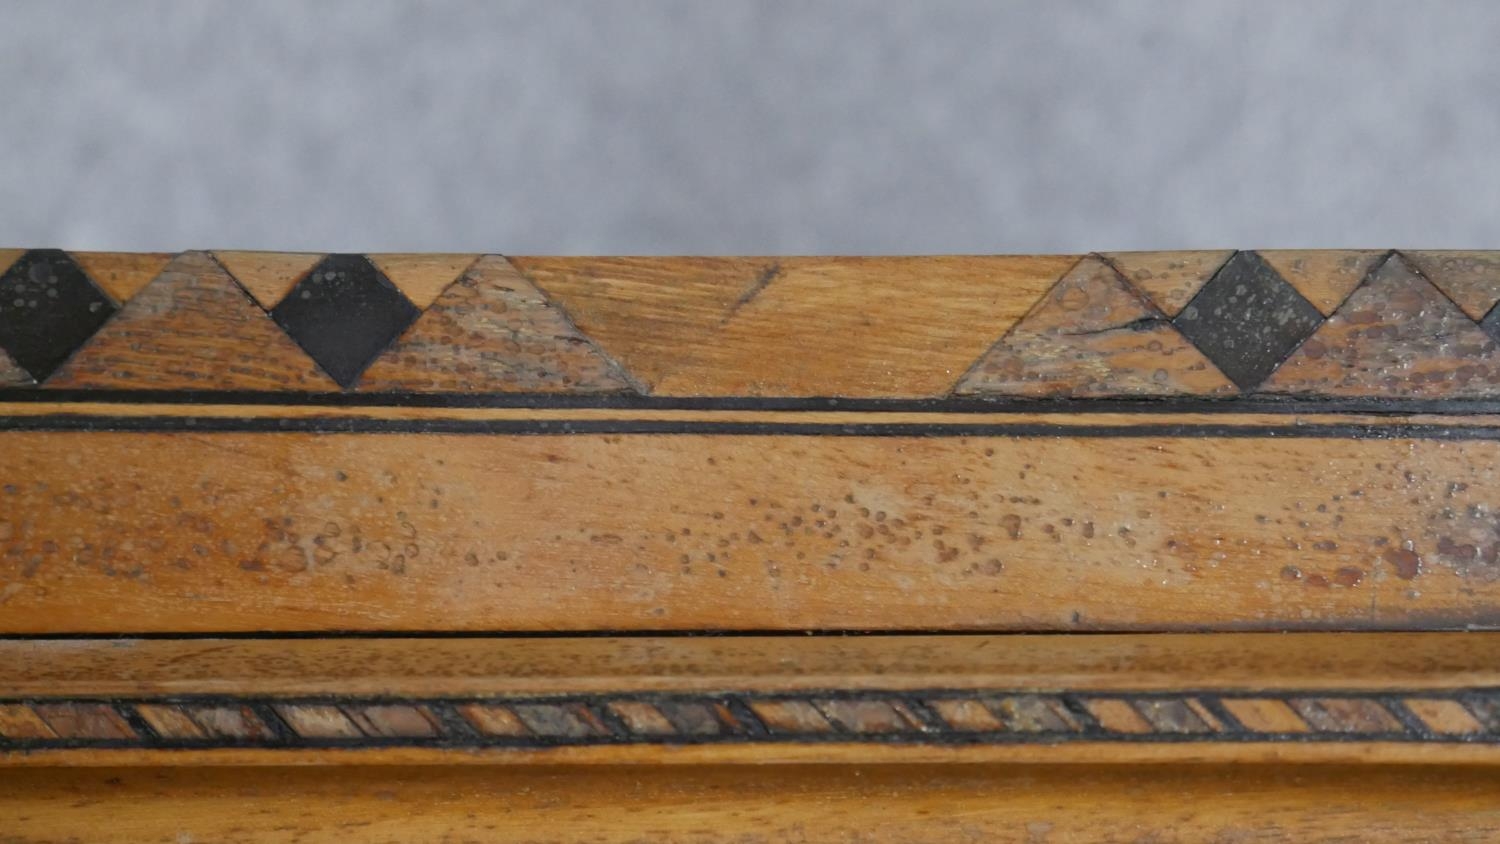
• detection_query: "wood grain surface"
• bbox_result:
[6,632,1491,697]
[7,248,1500,838]
[3,429,1500,632]
[7,765,1500,843]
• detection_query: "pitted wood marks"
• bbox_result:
[1404,250,1500,321]
[1264,254,1500,397]
[1257,249,1384,315]
[8,432,1500,632]
[1102,250,1232,316]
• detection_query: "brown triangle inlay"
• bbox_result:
[0,346,31,387]
[71,252,176,304]
[1402,251,1500,321]
[0,249,23,276]
[1102,251,1233,316]
[1257,250,1384,316]
[955,256,1235,397]
[369,254,480,310]
[47,251,337,390]
[1263,254,1500,398]
[517,255,1071,397]
[358,255,638,393]
[509,256,768,392]
[212,251,323,309]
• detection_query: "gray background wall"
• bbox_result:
[2,0,1498,254]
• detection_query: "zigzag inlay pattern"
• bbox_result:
[3,690,1497,750]
[7,248,1500,398]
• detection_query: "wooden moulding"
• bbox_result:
[2,632,1500,767]
[5,248,1500,839]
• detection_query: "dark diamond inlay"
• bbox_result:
[270,254,419,388]
[1172,251,1324,391]
[1479,302,1500,345]
[0,249,117,382]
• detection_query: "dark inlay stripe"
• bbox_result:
[0,689,1493,751]
[1,415,1498,438]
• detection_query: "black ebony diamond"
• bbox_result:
[0,249,117,382]
[270,254,419,388]
[1173,251,1324,391]
[1481,302,1500,345]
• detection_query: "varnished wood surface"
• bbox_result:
[7,765,1500,843]
[8,248,1500,837]
[3,430,1500,632]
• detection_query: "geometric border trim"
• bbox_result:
[4,689,1499,750]
[7,248,1500,399]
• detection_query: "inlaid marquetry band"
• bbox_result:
[5,248,1500,400]
[3,689,1499,750]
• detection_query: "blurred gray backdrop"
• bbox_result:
[2,0,1499,254]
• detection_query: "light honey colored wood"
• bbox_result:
[68,252,175,304]
[366,253,479,309]
[510,255,1074,396]
[209,250,322,309]
[2,632,1494,698]
[4,431,1499,633]
[6,765,1500,842]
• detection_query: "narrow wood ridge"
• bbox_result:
[5,248,1500,399]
